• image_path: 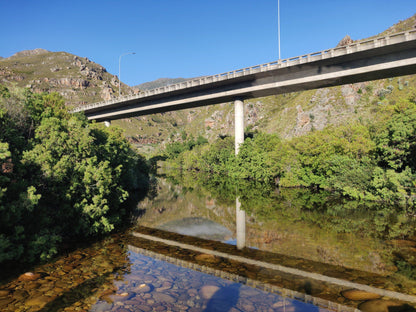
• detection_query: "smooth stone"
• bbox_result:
[0,297,14,307]
[24,282,41,290]
[25,295,51,307]
[152,292,176,304]
[139,306,152,312]
[200,285,220,300]
[241,303,256,312]
[188,289,198,297]
[0,290,10,298]
[136,283,152,293]
[12,289,29,300]
[195,254,221,264]
[110,292,133,302]
[341,289,382,301]
[18,272,41,281]
[155,305,167,312]
[156,285,171,292]
[359,299,407,312]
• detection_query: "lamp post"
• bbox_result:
[278,0,281,60]
[119,52,136,96]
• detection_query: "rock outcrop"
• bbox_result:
[0,49,134,106]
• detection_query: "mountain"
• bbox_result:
[0,49,136,106]
[1,14,415,154]
[135,78,188,91]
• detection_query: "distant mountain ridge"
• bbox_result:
[7,48,50,58]
[135,78,188,91]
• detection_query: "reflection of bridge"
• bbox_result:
[74,30,416,153]
[130,226,416,309]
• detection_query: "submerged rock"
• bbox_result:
[25,295,50,307]
[341,289,381,301]
[359,299,409,312]
[195,253,221,264]
[17,272,41,282]
[0,290,11,298]
[200,285,220,300]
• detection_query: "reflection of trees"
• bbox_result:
[166,170,416,240]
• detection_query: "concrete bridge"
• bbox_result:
[74,29,416,153]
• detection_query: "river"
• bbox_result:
[1,174,416,311]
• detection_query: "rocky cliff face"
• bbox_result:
[0,50,136,106]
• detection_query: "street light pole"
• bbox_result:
[278,0,281,60]
[119,52,136,96]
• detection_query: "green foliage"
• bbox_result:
[0,86,149,265]
[231,133,282,183]
[164,134,209,161]
[0,85,10,99]
[372,99,416,172]
[163,106,416,208]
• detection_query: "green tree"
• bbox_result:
[0,88,149,265]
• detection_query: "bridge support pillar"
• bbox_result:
[234,99,244,155]
[235,98,246,249]
[104,120,111,127]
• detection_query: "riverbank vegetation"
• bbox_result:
[164,95,416,209]
[0,85,149,266]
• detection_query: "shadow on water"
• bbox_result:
[38,268,123,312]
[204,284,241,312]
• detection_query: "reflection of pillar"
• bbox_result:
[234,99,244,155]
[236,197,246,250]
[104,120,111,127]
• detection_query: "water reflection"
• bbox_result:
[3,173,416,311]
[236,197,246,250]
[127,234,341,312]
[159,217,232,241]
[134,174,416,308]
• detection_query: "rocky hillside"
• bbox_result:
[0,49,136,106]
[1,14,415,154]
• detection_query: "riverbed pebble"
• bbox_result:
[341,289,382,301]
[359,299,408,312]
[17,272,41,281]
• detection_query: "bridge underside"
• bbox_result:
[83,40,416,122]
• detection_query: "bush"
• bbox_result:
[0,88,149,264]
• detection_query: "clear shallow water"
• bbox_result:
[2,175,416,311]
[0,231,337,312]
[91,250,328,312]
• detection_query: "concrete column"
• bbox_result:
[234,99,244,155]
[235,99,246,249]
[104,120,111,127]
[236,197,246,250]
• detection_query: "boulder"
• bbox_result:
[341,289,381,301]
[200,285,220,300]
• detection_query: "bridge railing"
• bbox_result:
[73,29,416,113]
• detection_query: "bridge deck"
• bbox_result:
[73,29,416,121]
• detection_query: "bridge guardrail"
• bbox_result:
[73,29,416,113]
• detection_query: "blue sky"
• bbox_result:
[1,0,415,86]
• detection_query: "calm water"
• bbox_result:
[1,174,416,311]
